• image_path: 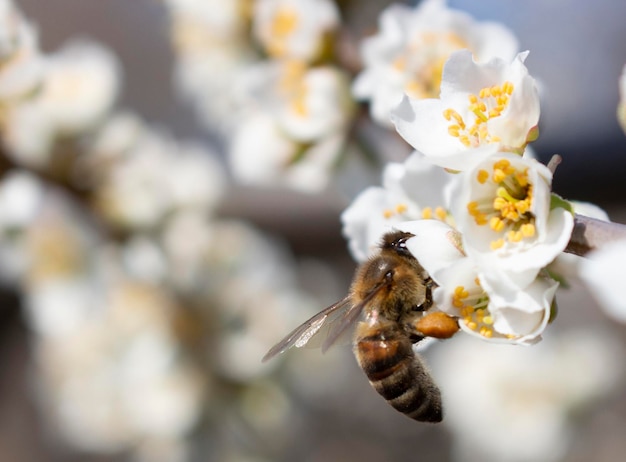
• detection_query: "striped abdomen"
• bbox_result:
[354,324,442,422]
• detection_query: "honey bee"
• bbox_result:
[263,230,459,423]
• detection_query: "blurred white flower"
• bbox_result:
[96,130,225,229]
[392,50,540,171]
[166,0,259,137]
[0,170,45,283]
[0,0,44,102]
[2,39,121,167]
[579,238,626,323]
[341,152,456,262]
[253,0,339,62]
[230,110,347,193]
[165,0,250,42]
[432,330,623,462]
[453,153,573,289]
[353,0,518,127]
[239,61,354,142]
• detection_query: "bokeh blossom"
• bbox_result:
[353,0,518,127]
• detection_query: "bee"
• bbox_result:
[263,230,459,423]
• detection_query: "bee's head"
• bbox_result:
[380,231,415,259]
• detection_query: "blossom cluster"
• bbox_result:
[0,1,323,460]
[164,0,356,192]
[344,35,575,345]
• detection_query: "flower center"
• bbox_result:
[277,61,309,117]
[467,158,536,250]
[443,81,514,148]
[382,202,409,219]
[452,279,494,339]
[267,6,299,57]
[394,32,468,99]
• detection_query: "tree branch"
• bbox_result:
[565,214,626,256]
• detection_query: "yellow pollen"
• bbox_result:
[454,286,469,299]
[489,216,505,232]
[383,209,393,219]
[482,315,494,325]
[480,326,493,338]
[477,169,489,184]
[521,223,536,237]
[435,206,447,220]
[396,203,408,214]
[465,320,478,331]
[474,277,481,286]
[421,207,433,219]
[271,7,298,38]
[490,238,505,250]
[443,81,515,148]
[507,230,523,242]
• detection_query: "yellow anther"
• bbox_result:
[383,209,393,219]
[507,230,523,242]
[448,125,461,137]
[396,203,408,214]
[482,315,494,325]
[474,277,481,286]
[492,168,507,184]
[502,81,514,95]
[490,238,505,250]
[454,286,469,299]
[466,320,478,331]
[521,223,536,237]
[476,169,489,184]
[493,196,507,210]
[421,207,433,219]
[467,201,479,213]
[515,199,530,214]
[489,216,505,232]
[271,7,298,38]
[458,135,471,147]
[480,326,493,338]
[435,206,447,220]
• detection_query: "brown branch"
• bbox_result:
[565,214,626,256]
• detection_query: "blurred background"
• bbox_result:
[1,0,626,461]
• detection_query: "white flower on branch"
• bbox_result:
[392,50,540,171]
[341,152,456,262]
[230,62,354,192]
[253,0,340,62]
[399,219,556,344]
[452,152,573,289]
[353,0,518,128]
[2,39,121,167]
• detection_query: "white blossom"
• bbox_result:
[2,39,121,167]
[391,50,540,171]
[453,153,573,289]
[353,0,518,127]
[399,219,556,344]
[342,152,456,262]
[432,330,623,462]
[253,0,339,62]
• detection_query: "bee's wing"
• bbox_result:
[321,279,388,353]
[262,295,353,362]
